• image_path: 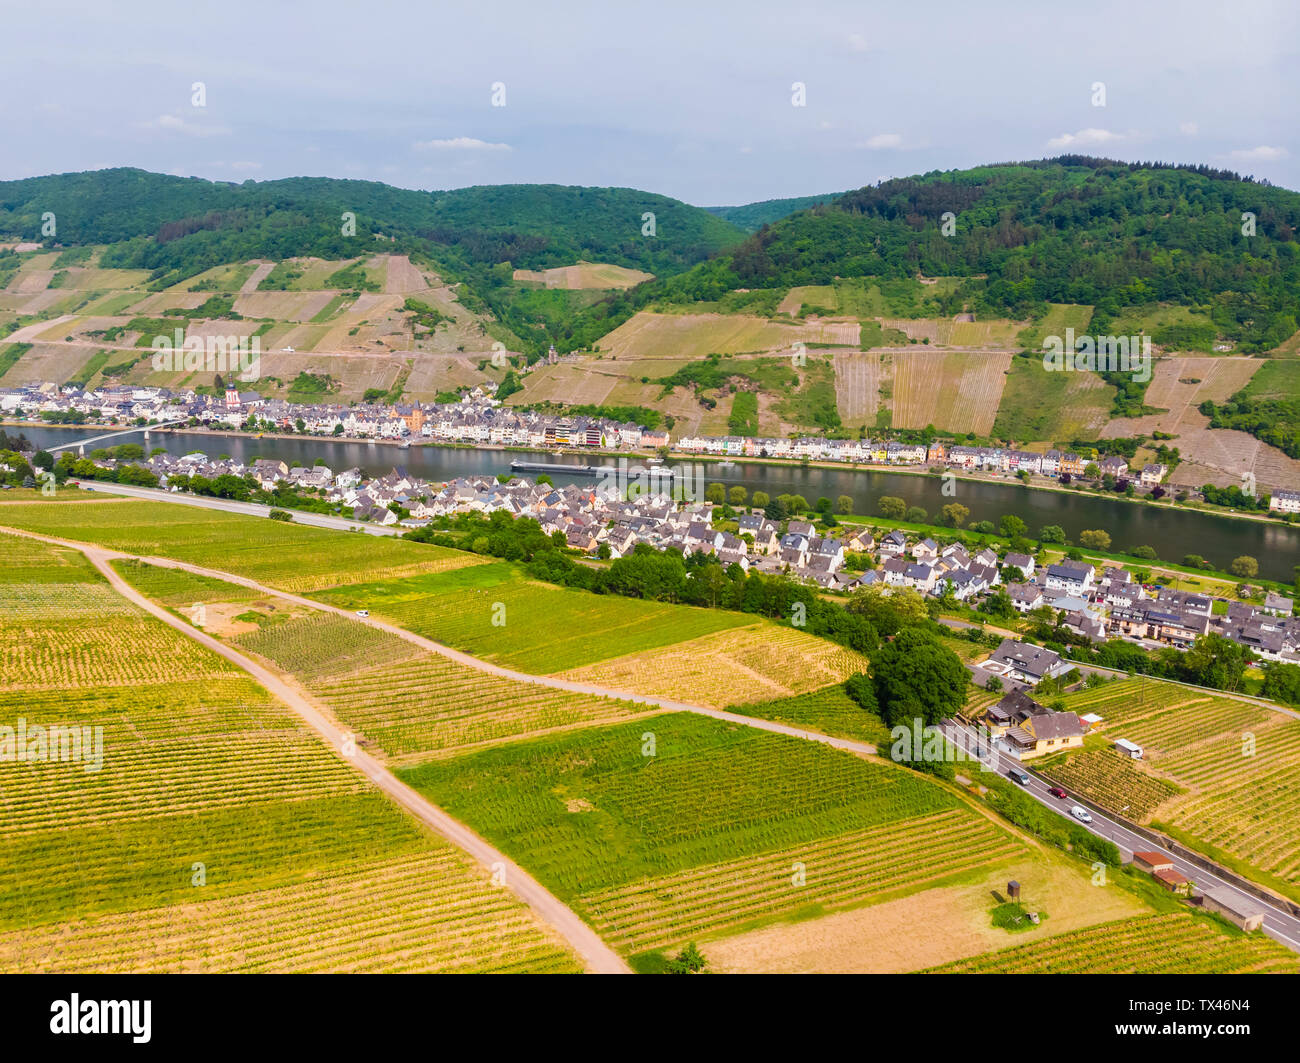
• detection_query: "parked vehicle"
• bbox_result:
[1008,768,1030,786]
[1048,785,1068,799]
[1070,805,1093,823]
[356,609,370,618]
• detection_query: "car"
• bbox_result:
[1048,785,1068,800]
[1008,768,1030,787]
[1070,805,1093,824]
[356,609,370,619]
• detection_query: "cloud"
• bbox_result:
[1046,127,1123,150]
[146,113,229,137]
[413,137,511,152]
[1228,145,1288,162]
[847,33,869,52]
[1178,121,1198,135]
[861,133,902,149]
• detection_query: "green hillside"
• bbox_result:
[665,158,1300,352]
[705,192,843,232]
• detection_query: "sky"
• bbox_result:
[4,0,1297,204]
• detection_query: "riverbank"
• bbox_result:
[6,418,1290,533]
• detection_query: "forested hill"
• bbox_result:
[666,158,1300,351]
[0,169,745,283]
[706,192,842,232]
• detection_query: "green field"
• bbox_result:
[724,684,891,745]
[399,712,1025,952]
[1016,303,1093,348]
[400,713,973,897]
[0,498,483,592]
[312,562,754,672]
[1242,358,1300,400]
[991,350,1114,440]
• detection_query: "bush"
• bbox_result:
[267,509,293,522]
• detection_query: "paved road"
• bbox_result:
[65,480,406,536]
[20,533,633,975]
[940,718,1300,954]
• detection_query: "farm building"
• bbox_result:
[1196,888,1265,932]
[1114,738,1144,760]
[1132,851,1174,874]
[1153,868,1191,895]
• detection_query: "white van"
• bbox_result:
[356,609,370,619]
[1070,805,1093,824]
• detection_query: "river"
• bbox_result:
[12,423,1299,582]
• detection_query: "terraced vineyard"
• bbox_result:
[399,713,1020,950]
[1041,750,1183,819]
[725,684,890,745]
[1054,679,1300,892]
[926,913,1299,973]
[230,610,654,761]
[314,654,653,761]
[0,499,484,592]
[313,563,753,672]
[583,810,1024,953]
[0,532,579,972]
[0,852,579,974]
[557,625,870,708]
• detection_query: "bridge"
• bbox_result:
[46,418,190,455]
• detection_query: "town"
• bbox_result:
[5,378,1299,516]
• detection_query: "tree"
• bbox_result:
[845,585,927,636]
[1229,555,1259,579]
[871,628,969,728]
[999,514,1027,539]
[664,942,708,974]
[836,494,854,515]
[705,482,726,505]
[751,490,770,510]
[816,496,833,515]
[1084,462,1101,479]
[1130,545,1158,560]
[1181,633,1254,692]
[1079,529,1111,551]
[939,503,970,528]
[1039,524,1066,544]
[844,672,878,715]
[985,675,1003,692]
[728,485,747,507]
[877,496,906,520]
[1262,662,1300,706]
[906,506,928,524]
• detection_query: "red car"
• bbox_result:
[1048,785,1068,800]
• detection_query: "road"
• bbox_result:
[940,718,1300,953]
[17,533,633,975]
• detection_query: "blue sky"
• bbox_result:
[5,0,1297,202]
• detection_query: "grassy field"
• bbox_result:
[513,262,653,289]
[925,913,1298,973]
[0,533,577,972]
[312,562,755,672]
[398,712,1025,952]
[1017,303,1094,348]
[991,351,1114,440]
[0,498,485,592]
[1048,679,1300,897]
[557,624,869,707]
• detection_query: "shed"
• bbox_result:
[1132,851,1174,874]
[1114,738,1144,759]
[1197,887,1265,932]
[1152,868,1190,895]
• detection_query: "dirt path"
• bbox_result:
[240,261,275,294]
[14,531,631,974]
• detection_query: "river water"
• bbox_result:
[14,424,1299,582]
